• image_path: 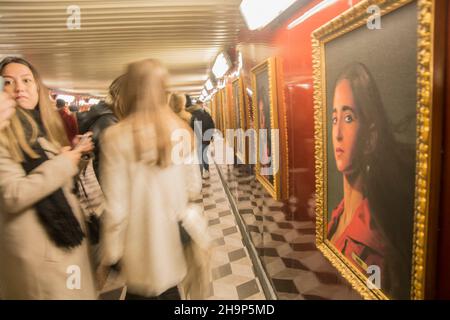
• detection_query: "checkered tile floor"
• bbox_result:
[100,161,265,300]
[216,163,361,300]
[199,164,265,300]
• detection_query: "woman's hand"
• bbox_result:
[72,132,94,153]
[61,134,94,167]
[0,92,16,130]
[61,146,84,167]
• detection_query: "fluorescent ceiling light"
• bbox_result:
[240,0,297,30]
[205,78,214,91]
[287,0,338,30]
[212,53,231,78]
[201,88,208,97]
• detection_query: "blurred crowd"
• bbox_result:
[0,56,215,300]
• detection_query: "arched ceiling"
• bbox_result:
[0,0,245,96]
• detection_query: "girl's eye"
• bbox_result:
[332,116,337,125]
[344,114,353,123]
[4,79,12,86]
[24,79,32,83]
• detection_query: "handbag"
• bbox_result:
[77,159,104,245]
[179,222,191,245]
[180,241,211,299]
[85,212,101,245]
[178,203,211,299]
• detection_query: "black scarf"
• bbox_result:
[20,108,85,249]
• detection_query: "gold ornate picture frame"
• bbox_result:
[251,57,287,200]
[232,76,247,164]
[210,93,217,131]
[217,88,226,133]
[313,0,438,300]
[222,85,232,133]
[213,92,222,133]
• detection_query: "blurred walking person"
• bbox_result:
[75,75,124,281]
[168,92,192,125]
[77,75,123,180]
[187,99,215,178]
[99,59,210,300]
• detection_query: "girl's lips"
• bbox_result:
[335,147,344,154]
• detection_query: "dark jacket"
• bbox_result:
[188,105,215,145]
[77,101,118,179]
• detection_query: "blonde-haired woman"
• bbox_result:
[168,92,192,124]
[99,59,209,299]
[106,74,127,120]
[0,57,97,299]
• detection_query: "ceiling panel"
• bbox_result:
[0,0,245,96]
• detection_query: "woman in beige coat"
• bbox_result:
[99,59,210,299]
[0,57,97,299]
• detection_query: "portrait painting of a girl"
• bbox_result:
[327,63,416,299]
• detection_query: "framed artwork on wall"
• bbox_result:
[243,85,252,131]
[312,0,442,300]
[251,57,288,200]
[210,93,217,130]
[220,86,230,132]
[217,88,225,133]
[206,99,213,124]
[232,76,247,164]
[214,92,221,133]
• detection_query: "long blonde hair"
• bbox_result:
[168,92,186,113]
[122,59,184,167]
[168,92,192,124]
[106,74,126,120]
[0,57,70,162]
